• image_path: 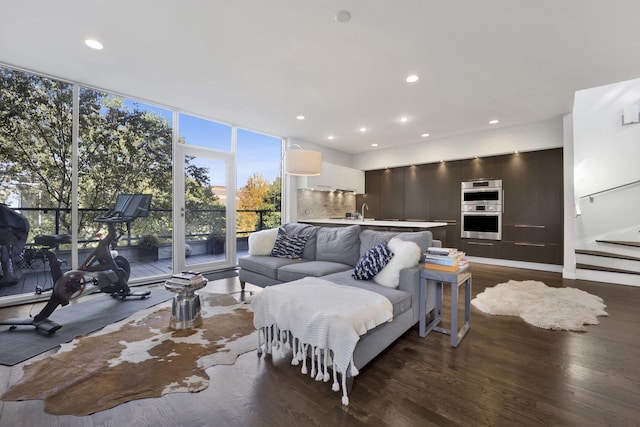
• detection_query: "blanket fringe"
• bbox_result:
[258,325,355,406]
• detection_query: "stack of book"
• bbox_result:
[165,271,207,289]
[423,247,469,272]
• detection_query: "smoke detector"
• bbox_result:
[335,11,351,23]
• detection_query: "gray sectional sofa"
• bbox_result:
[238,222,440,370]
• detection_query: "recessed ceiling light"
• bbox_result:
[360,127,367,132]
[400,116,408,123]
[84,39,103,50]
[406,74,420,83]
[421,133,430,138]
[296,115,306,120]
[328,135,335,140]
[489,119,500,124]
[371,143,378,147]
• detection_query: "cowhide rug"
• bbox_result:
[471,280,608,331]
[1,293,257,416]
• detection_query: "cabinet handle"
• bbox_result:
[514,224,546,229]
[515,242,545,247]
[434,219,457,224]
[468,241,494,246]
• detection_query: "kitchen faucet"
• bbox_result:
[361,202,369,221]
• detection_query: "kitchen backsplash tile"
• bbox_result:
[297,189,356,220]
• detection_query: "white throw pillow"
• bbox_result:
[248,228,279,256]
[374,238,421,288]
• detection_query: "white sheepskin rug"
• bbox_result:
[471,280,608,331]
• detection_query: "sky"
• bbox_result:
[126,100,282,187]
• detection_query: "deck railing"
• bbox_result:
[7,206,278,247]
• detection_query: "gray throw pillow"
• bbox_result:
[316,224,361,266]
[359,230,397,256]
[359,229,433,255]
[394,231,433,254]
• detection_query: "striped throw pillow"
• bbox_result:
[270,227,308,259]
[352,241,394,280]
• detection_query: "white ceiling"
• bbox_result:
[2,1,640,154]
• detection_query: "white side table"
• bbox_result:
[419,266,472,347]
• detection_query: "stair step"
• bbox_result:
[576,263,640,275]
[575,249,640,262]
[596,240,640,248]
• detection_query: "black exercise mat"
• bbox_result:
[0,288,173,366]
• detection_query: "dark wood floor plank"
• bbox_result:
[0,264,639,426]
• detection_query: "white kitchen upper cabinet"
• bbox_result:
[299,162,365,193]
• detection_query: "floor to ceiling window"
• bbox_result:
[236,128,283,251]
[0,63,283,305]
[78,89,174,282]
[0,65,74,297]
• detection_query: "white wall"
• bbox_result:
[573,78,640,199]
[352,117,564,170]
[572,78,640,248]
[563,113,576,279]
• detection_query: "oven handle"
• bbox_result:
[467,241,494,246]
[462,211,502,216]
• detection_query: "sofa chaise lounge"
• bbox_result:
[238,222,440,371]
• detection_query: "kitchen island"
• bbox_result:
[300,218,447,242]
[300,218,447,229]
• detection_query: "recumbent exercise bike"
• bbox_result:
[0,194,153,334]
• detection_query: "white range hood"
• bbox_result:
[298,162,365,194]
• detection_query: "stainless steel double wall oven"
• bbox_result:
[461,179,503,240]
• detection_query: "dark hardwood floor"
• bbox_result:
[0,263,638,427]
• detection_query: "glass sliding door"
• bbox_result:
[174,113,235,273]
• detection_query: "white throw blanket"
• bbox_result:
[251,277,393,405]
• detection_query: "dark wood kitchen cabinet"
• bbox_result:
[359,167,404,220]
[501,149,563,263]
[459,239,503,258]
[424,161,461,249]
[358,170,382,219]
[378,167,404,220]
[402,162,461,248]
[502,150,562,233]
[403,165,428,221]
[426,161,461,224]
[360,148,563,264]
[460,155,503,182]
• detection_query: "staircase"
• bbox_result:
[573,178,640,287]
[575,240,640,286]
